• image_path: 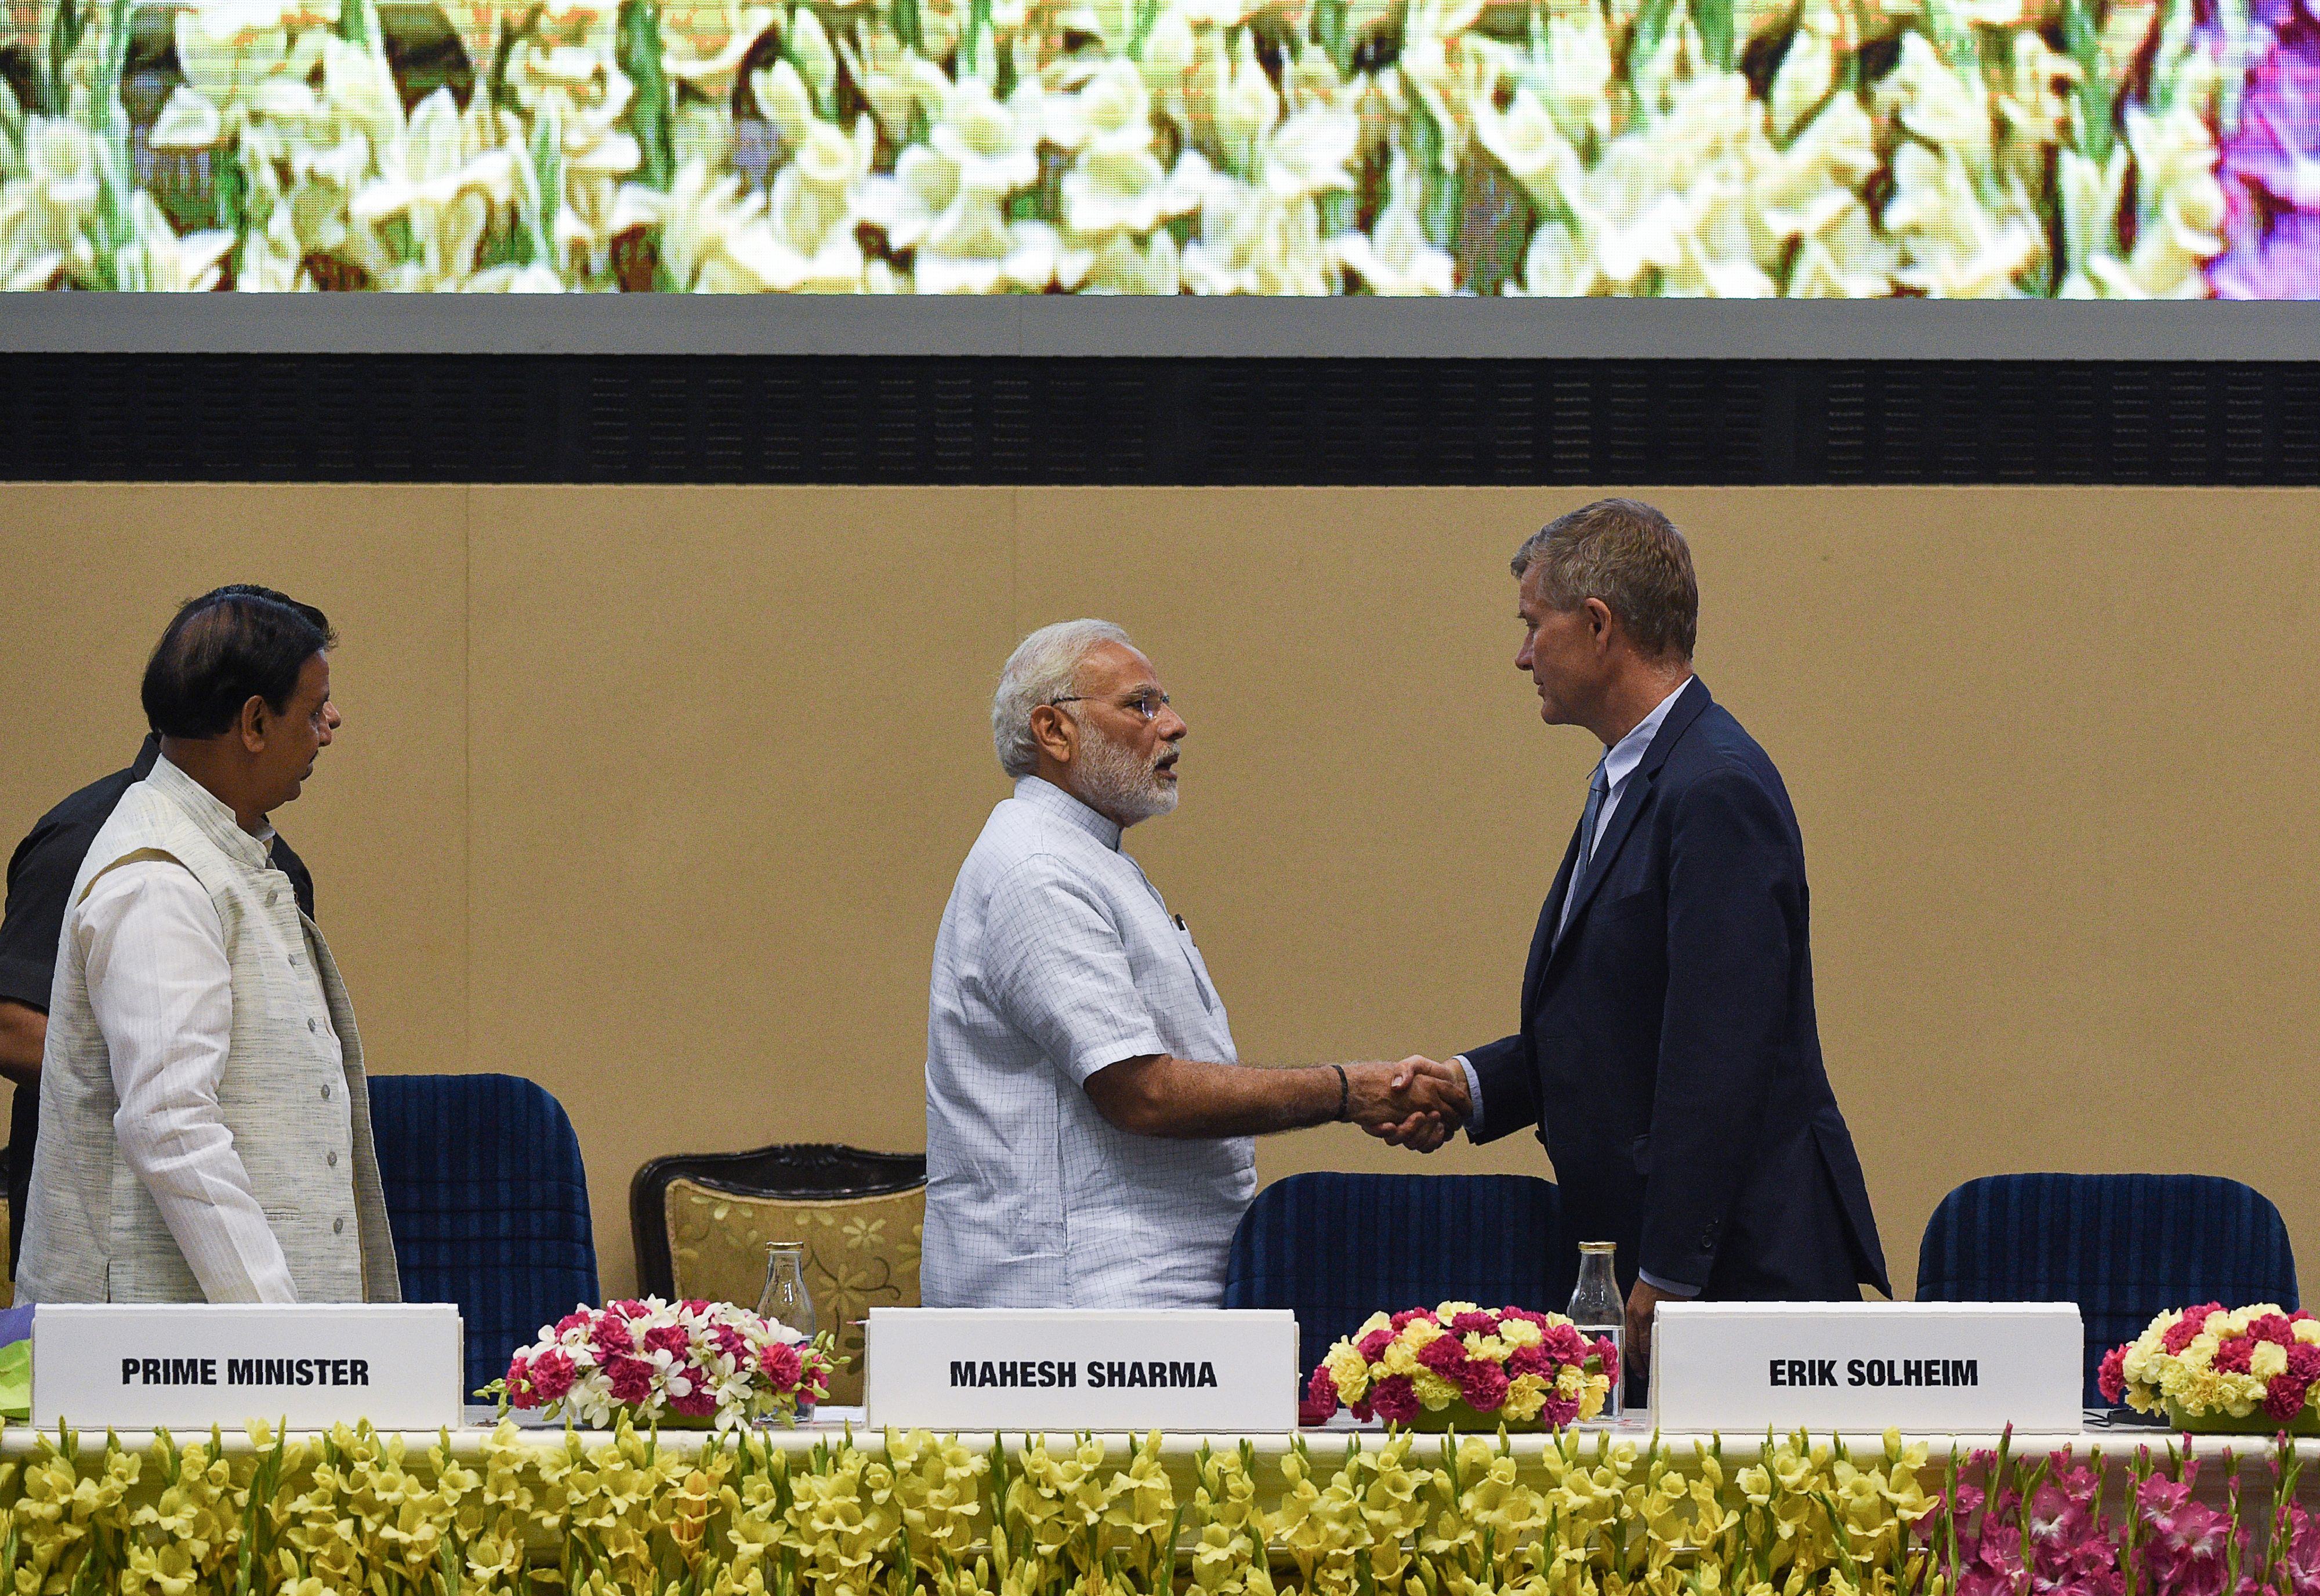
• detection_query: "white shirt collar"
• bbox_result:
[1600,676,1694,797]
[150,753,276,866]
[1013,774,1124,852]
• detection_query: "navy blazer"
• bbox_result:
[1464,677,1891,1301]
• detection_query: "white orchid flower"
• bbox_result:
[1334,150,1453,292]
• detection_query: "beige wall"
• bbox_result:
[2,485,2312,1307]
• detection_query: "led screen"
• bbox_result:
[0,0,2297,293]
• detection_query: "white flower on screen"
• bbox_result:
[1993,30,2079,188]
[2066,103,2223,298]
[1538,8,1613,146]
[931,79,1041,195]
[1788,203,1897,296]
[1574,136,1691,287]
[1473,86,1578,211]
[861,142,959,249]
[1883,142,2043,295]
[1334,151,1453,293]
[1750,93,1875,241]
[1767,0,1842,141]
[1509,212,1594,296]
[1263,104,1360,199]
[751,59,820,150]
[1082,224,1180,292]
[111,190,237,291]
[1877,33,1996,179]
[150,87,226,152]
[172,0,304,113]
[1663,177,1777,296]
[838,20,946,142]
[1216,34,1282,179]
[1181,162,1335,293]
[661,1,778,100]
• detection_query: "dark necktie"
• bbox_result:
[1555,759,1611,945]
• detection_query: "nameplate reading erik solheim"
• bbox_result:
[1649,1301,2083,1433]
[865,1308,1298,1431]
[32,1304,465,1430]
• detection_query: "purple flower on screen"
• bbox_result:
[2212,27,2320,296]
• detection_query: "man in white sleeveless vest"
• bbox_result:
[17,590,399,1304]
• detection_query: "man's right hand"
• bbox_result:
[1346,1057,1469,1152]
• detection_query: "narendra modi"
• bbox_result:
[920,619,1466,1308]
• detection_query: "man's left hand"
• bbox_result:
[1625,1278,1676,1374]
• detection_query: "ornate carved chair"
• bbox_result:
[630,1144,926,1407]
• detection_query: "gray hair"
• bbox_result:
[992,619,1133,778]
[1511,498,1698,660]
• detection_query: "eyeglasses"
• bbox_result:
[1049,690,1173,721]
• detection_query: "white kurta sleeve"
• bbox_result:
[77,859,299,1304]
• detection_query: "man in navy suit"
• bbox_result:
[1387,499,1888,1376]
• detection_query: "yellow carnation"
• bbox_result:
[1500,1318,1544,1349]
[1412,1370,1460,1410]
[1402,1319,1445,1351]
[1327,1344,1372,1401]
[1381,1340,1420,1377]
[1503,1374,1549,1422]
[2295,1321,2320,1347]
[1463,1333,1510,1363]
[1355,1312,1394,1339]
[1436,1301,1482,1322]
[2253,1341,2290,1380]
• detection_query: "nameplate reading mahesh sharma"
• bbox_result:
[31,1303,466,1430]
[1648,1301,2084,1433]
[864,1308,1299,1431]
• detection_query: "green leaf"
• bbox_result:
[618,0,677,190]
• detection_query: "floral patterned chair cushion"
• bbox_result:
[664,1178,924,1407]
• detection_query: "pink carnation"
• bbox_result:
[2267,1373,2311,1423]
[1592,1334,1621,1383]
[1452,1311,1502,1337]
[592,1316,635,1356]
[1416,1335,1467,1377]
[1499,1307,1551,1327]
[1369,1374,1420,1425]
[2250,1314,2297,1347]
[1356,1329,1394,1362]
[669,1377,719,1418]
[2216,1337,2256,1375]
[2165,1305,2224,1354]
[530,1348,577,1403]
[643,1325,691,1358]
[504,1354,539,1410]
[604,1354,655,1405]
[1542,1323,1587,1363]
[2098,1346,2129,1404]
[1304,1365,1341,1420]
[712,1326,752,1364]
[1350,1398,1375,1422]
[759,1341,804,1391]
[2289,1344,2320,1383]
[1389,1310,1428,1332]
[610,1299,653,1321]
[1541,1393,1580,1428]
[1459,1359,1510,1412]
[1507,1344,1553,1380]
[553,1311,592,1337]
[681,1300,712,1316]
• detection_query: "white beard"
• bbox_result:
[1075,724,1179,825]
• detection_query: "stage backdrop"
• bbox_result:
[1,484,2312,1306]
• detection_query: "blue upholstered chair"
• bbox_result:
[367,1074,600,1399]
[1916,1173,2299,1406]
[1224,1173,1572,1387]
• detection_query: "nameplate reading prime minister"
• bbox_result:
[865,1308,1298,1431]
[32,1304,465,1430]
[1649,1301,2083,1434]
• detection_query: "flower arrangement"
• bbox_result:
[3,1416,2310,1596]
[1300,1300,1615,1428]
[483,1295,839,1432]
[0,0,2284,295]
[2099,1300,2320,1430]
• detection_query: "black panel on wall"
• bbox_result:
[2,355,2312,487]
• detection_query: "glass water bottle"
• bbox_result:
[756,1243,817,1338]
[1567,1240,1625,1421]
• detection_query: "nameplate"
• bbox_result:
[864,1308,1297,1431]
[31,1304,465,1430]
[1650,1301,2082,1432]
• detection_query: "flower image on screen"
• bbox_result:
[0,0,2306,293]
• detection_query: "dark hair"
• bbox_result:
[1510,498,1699,661]
[142,586,337,739]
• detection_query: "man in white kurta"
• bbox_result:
[922,620,1469,1310]
[923,771,1252,1308]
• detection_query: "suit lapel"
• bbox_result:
[1520,824,1584,1026]
[1540,676,1714,977]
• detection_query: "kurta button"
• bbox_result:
[327,1151,339,1167]
[266,890,278,906]
[320,1084,332,1100]
[288,954,299,968]
[307,1018,318,1033]
[334,1218,345,1234]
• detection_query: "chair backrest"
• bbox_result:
[368,1074,600,1400]
[630,1143,927,1298]
[1224,1172,1571,1385]
[1916,1173,2300,1406]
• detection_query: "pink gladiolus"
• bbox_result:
[1304,1365,1340,1419]
[1459,1359,1510,1412]
[1356,1329,1393,1362]
[760,1341,804,1390]
[2098,1346,2129,1403]
[529,1348,577,1403]
[1452,1311,1500,1337]
[1369,1374,1420,1424]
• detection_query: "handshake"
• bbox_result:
[1342,1057,1471,1154]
